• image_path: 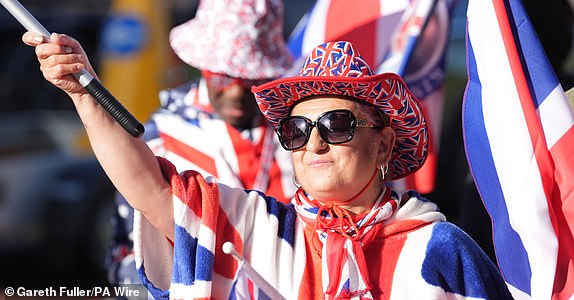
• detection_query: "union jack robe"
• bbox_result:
[134,158,513,299]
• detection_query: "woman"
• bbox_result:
[23,32,511,299]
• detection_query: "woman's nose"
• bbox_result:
[305,127,327,152]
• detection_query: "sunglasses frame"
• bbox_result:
[277,109,382,151]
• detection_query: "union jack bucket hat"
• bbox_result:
[169,0,293,79]
[252,41,428,180]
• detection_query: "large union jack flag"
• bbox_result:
[464,0,574,298]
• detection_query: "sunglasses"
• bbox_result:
[202,71,271,91]
[278,109,383,151]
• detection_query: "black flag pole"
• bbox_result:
[0,0,145,138]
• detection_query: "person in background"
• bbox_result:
[24,27,513,297]
[105,0,296,284]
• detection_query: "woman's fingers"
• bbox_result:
[21,31,44,46]
[23,32,85,69]
[22,32,88,94]
[41,59,82,80]
[39,52,84,73]
[42,33,98,80]
[35,44,74,59]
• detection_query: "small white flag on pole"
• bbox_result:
[223,242,286,300]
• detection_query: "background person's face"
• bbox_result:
[205,80,261,128]
[290,96,390,205]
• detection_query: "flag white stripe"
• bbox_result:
[538,85,574,149]
[301,0,329,55]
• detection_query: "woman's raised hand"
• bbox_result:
[22,32,97,98]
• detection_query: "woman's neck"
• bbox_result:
[318,168,385,215]
[340,183,385,215]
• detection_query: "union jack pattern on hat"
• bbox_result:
[169,0,293,79]
[252,41,429,180]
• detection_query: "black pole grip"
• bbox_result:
[83,79,145,138]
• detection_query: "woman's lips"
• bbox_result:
[307,159,332,167]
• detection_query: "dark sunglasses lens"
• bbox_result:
[280,117,309,150]
[318,110,354,143]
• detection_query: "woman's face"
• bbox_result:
[290,96,395,206]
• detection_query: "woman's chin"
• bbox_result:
[304,183,346,201]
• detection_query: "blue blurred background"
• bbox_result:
[0,0,572,288]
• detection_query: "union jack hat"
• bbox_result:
[252,41,428,180]
[169,0,293,80]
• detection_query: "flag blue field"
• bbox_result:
[464,0,574,299]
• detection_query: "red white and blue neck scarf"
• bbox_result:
[294,187,398,299]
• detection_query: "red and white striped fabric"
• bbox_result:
[133,158,513,299]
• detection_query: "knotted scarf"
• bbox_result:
[294,187,399,299]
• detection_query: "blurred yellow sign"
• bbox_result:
[99,0,172,122]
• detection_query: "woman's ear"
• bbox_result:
[377,127,396,163]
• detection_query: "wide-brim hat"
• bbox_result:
[169,0,293,80]
[252,41,428,180]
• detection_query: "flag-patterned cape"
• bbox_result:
[464,0,574,298]
[133,158,512,299]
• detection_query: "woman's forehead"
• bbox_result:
[291,96,358,116]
